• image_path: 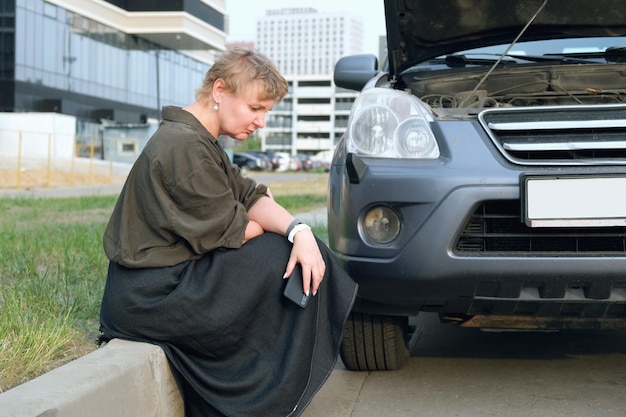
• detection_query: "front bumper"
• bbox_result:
[328,122,626,318]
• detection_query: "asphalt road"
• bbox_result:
[302,312,626,417]
[249,171,321,185]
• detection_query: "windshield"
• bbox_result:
[467,37,625,55]
[406,37,626,71]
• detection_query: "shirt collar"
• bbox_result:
[162,106,217,142]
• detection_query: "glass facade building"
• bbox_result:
[1,0,225,138]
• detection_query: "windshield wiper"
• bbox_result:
[604,46,626,63]
[447,47,626,68]
[537,47,626,63]
[505,53,604,64]
[509,48,626,64]
[443,54,520,68]
[445,52,608,68]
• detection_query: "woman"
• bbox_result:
[99,48,358,417]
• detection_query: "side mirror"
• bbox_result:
[333,54,379,91]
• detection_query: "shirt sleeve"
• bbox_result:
[157,137,267,255]
[228,161,269,210]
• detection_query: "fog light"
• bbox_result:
[361,206,401,244]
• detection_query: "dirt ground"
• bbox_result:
[0,168,126,190]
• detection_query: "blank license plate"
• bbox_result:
[523,176,626,227]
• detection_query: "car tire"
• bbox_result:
[340,312,410,371]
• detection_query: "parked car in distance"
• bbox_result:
[312,150,333,171]
[289,155,303,171]
[330,0,626,372]
[232,152,270,174]
[273,152,292,172]
[247,150,280,171]
[294,153,314,171]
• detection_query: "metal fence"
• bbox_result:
[0,129,131,190]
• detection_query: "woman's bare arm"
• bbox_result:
[247,195,325,296]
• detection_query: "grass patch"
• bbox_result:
[274,194,327,214]
[0,196,116,391]
[0,174,329,392]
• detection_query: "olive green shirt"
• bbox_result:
[103,106,268,268]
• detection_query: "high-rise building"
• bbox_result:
[256,7,363,76]
[252,8,364,155]
[0,0,226,141]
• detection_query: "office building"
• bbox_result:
[261,75,356,154]
[252,7,364,154]
[0,0,226,151]
[256,7,363,76]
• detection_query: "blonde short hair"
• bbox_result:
[196,48,288,103]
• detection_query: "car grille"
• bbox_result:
[456,200,626,254]
[478,105,626,165]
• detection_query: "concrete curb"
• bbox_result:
[0,339,184,417]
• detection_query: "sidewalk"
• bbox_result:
[294,207,327,226]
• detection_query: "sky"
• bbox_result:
[224,0,386,55]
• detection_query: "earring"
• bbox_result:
[213,103,219,111]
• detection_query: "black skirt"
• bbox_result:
[99,232,358,417]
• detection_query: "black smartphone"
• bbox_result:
[283,264,310,308]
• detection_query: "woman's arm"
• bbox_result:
[242,187,274,243]
[247,195,326,296]
[243,220,264,243]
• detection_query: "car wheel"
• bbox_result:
[340,312,410,371]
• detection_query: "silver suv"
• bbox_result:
[330,0,626,371]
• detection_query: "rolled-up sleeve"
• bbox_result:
[161,141,261,254]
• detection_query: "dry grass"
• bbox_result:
[268,174,329,196]
[0,168,125,190]
[0,168,328,193]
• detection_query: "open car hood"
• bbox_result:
[386,0,626,76]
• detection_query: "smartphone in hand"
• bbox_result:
[283,264,310,308]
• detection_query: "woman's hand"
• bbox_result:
[242,220,264,244]
[246,193,325,293]
[283,228,326,296]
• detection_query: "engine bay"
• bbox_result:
[407,63,626,110]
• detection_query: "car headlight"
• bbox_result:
[350,105,397,154]
[346,88,439,159]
